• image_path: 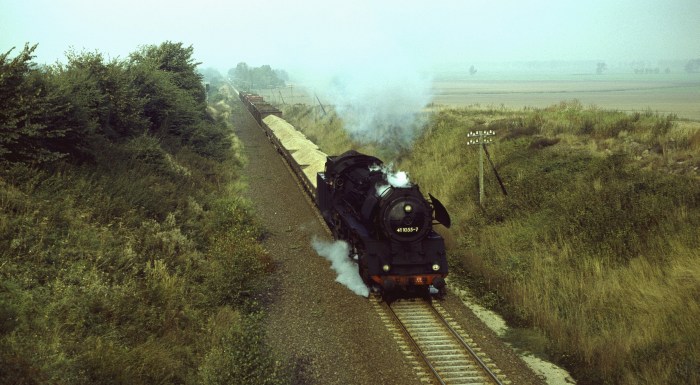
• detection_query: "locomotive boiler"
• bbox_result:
[316,150,451,294]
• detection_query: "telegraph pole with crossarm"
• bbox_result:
[467,130,496,206]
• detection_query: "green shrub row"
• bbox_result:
[1,42,229,165]
[1,44,292,384]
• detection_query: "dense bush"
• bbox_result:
[1,42,229,165]
[1,43,288,384]
[0,44,70,163]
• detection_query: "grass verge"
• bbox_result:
[0,93,294,385]
[283,99,700,385]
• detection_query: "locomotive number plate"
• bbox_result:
[396,227,419,233]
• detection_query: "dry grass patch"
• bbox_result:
[284,99,700,385]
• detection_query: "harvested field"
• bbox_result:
[255,72,700,120]
[431,73,700,120]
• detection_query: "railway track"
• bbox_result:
[375,297,508,385]
[237,90,519,385]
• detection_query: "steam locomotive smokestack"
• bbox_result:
[370,163,411,196]
[312,237,370,297]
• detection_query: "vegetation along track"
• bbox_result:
[373,297,509,385]
[239,89,521,385]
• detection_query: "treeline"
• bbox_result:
[1,43,297,384]
[686,58,700,73]
[229,62,287,90]
[1,42,229,164]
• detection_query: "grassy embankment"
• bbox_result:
[281,100,700,385]
[1,44,297,384]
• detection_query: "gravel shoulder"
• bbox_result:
[233,100,549,385]
[233,101,420,385]
[439,293,549,384]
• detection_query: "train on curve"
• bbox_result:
[239,91,451,296]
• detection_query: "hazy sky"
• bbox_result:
[2,0,699,71]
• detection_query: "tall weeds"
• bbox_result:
[289,99,700,385]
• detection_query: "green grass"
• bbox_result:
[0,93,292,385]
[284,99,700,385]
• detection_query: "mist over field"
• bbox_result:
[4,0,699,75]
[4,0,700,128]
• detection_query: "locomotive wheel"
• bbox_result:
[359,262,371,286]
[379,279,398,303]
[434,288,446,300]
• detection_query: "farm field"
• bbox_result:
[259,72,700,121]
[431,72,700,120]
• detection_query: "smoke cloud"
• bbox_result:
[287,28,433,156]
[312,237,370,297]
[324,70,431,152]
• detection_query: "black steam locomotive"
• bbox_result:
[316,150,451,295]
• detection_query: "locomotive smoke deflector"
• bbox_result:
[429,193,451,228]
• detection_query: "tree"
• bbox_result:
[229,62,285,89]
[200,67,224,87]
[129,61,201,138]
[129,42,209,139]
[53,49,149,140]
[130,42,206,105]
[230,62,251,89]
[0,44,68,163]
[685,59,700,73]
[596,62,607,75]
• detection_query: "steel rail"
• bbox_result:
[387,298,505,385]
[385,300,448,385]
[427,302,505,385]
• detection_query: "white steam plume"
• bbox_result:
[327,72,431,151]
[371,163,411,196]
[286,32,433,154]
[370,163,411,187]
[312,237,369,297]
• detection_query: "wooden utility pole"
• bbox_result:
[467,130,496,206]
[315,93,327,116]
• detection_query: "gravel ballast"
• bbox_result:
[234,102,420,385]
[233,99,549,385]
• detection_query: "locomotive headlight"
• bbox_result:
[404,204,413,213]
[432,263,440,271]
[382,264,391,272]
